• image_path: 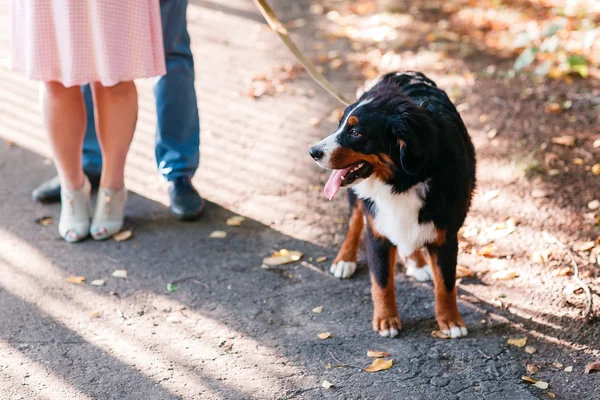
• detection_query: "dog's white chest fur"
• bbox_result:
[353,179,436,256]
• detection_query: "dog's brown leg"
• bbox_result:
[366,219,401,337]
[331,191,363,278]
[427,237,467,338]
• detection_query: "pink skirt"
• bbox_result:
[10,0,166,87]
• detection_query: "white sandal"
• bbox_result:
[59,177,92,243]
[90,187,127,240]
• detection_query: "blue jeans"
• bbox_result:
[82,0,200,181]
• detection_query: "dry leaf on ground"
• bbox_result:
[90,279,105,286]
[551,267,572,277]
[551,135,576,147]
[316,256,327,263]
[526,364,539,374]
[545,103,562,114]
[530,250,551,264]
[67,276,86,284]
[564,366,573,372]
[112,270,127,278]
[522,376,538,384]
[481,190,500,201]
[592,164,600,176]
[367,350,390,358]
[508,338,527,348]
[547,393,556,399]
[477,244,497,257]
[210,231,227,238]
[317,332,331,340]
[113,230,133,242]
[226,216,246,226]
[365,358,393,372]
[263,249,303,266]
[493,269,519,280]
[431,330,450,339]
[35,217,53,226]
[575,241,595,252]
[552,362,563,368]
[585,361,600,374]
[89,311,101,318]
[534,381,549,389]
[312,306,323,314]
[525,346,536,355]
[321,380,333,389]
[456,265,475,278]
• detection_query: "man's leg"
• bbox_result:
[32,85,103,203]
[155,0,203,220]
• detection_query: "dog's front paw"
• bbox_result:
[438,317,468,338]
[330,261,357,279]
[373,315,402,338]
[405,259,433,282]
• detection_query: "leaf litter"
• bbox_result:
[367,350,390,358]
[317,332,331,340]
[113,230,133,242]
[112,270,127,278]
[263,249,303,266]
[508,338,527,347]
[365,358,393,372]
[312,306,323,314]
[67,276,86,284]
[226,216,246,226]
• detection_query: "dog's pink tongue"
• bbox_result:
[324,168,351,200]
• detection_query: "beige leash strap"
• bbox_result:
[253,0,351,106]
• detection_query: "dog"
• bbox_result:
[309,71,476,338]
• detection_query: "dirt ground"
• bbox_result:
[1,0,599,399]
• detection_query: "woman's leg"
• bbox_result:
[42,82,86,190]
[42,82,91,242]
[90,81,138,189]
[89,81,138,239]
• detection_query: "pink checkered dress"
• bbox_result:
[10,0,166,87]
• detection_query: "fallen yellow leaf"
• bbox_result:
[210,230,227,238]
[572,158,585,165]
[585,361,600,374]
[312,306,323,314]
[90,279,105,286]
[592,164,600,176]
[67,276,86,284]
[365,358,393,372]
[316,256,327,263]
[477,243,497,257]
[226,216,246,226]
[551,135,576,147]
[317,332,331,340]
[112,270,127,278]
[508,338,527,348]
[263,249,303,266]
[431,330,450,339]
[367,350,390,358]
[545,103,562,114]
[321,380,333,389]
[89,311,101,318]
[36,217,53,226]
[521,375,538,384]
[113,230,133,242]
[547,392,556,399]
[525,346,537,355]
[456,265,475,278]
[493,269,518,280]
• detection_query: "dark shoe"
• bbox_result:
[32,171,101,204]
[169,176,204,221]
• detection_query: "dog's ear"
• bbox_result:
[390,104,435,176]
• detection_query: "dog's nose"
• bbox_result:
[309,146,324,161]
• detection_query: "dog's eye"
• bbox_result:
[348,129,361,137]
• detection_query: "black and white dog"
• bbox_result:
[309,72,476,338]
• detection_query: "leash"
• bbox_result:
[253,0,351,106]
